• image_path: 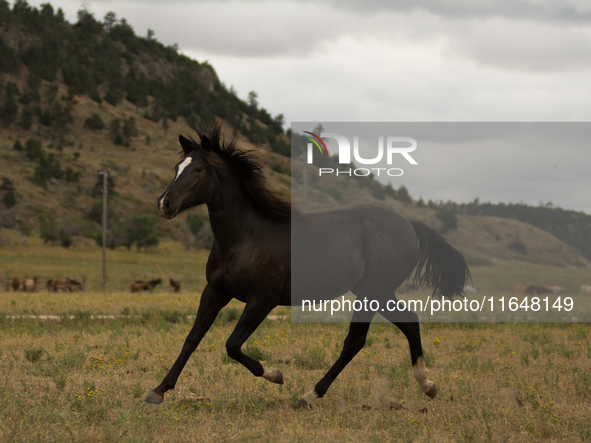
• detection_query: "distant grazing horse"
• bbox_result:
[581,285,591,294]
[545,285,562,294]
[514,285,527,294]
[145,124,470,407]
[22,277,39,292]
[47,278,82,292]
[11,277,20,292]
[47,278,81,292]
[47,279,59,292]
[524,285,553,295]
[130,279,162,293]
[168,279,181,293]
[67,279,83,291]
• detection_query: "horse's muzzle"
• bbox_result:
[157,196,178,219]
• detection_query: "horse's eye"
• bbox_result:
[195,168,203,173]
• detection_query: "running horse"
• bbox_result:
[145,123,470,407]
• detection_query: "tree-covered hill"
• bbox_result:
[0,0,423,253]
[0,0,288,152]
[0,0,296,250]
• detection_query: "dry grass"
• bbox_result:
[1,307,590,442]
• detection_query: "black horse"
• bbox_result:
[145,123,470,407]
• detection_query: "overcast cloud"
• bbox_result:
[13,0,591,213]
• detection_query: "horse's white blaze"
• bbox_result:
[175,157,193,182]
[159,157,192,211]
[158,191,168,211]
[412,356,434,393]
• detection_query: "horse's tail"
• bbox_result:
[411,221,471,298]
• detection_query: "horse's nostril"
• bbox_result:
[163,200,170,209]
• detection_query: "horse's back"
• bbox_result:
[291,205,419,303]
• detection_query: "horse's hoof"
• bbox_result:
[298,388,318,408]
[298,397,314,408]
[426,383,437,399]
[144,390,164,404]
[262,367,284,384]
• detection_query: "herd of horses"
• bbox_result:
[10,277,82,292]
[8,276,181,293]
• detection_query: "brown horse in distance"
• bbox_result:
[168,279,181,293]
[47,278,83,292]
[130,279,162,293]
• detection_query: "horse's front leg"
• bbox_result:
[144,285,231,404]
[225,299,282,383]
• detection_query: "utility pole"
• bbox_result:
[303,157,307,212]
[99,169,108,292]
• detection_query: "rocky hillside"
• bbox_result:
[0,2,290,249]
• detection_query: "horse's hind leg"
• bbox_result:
[299,310,375,407]
[145,285,231,404]
[381,308,437,399]
[225,300,283,383]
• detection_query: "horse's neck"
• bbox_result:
[205,172,261,248]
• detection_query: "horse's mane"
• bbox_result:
[184,123,300,224]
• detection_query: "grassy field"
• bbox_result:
[1,234,591,442]
[0,230,210,294]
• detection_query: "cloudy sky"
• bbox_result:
[14,0,591,213]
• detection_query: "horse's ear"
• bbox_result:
[179,135,194,155]
[200,135,212,152]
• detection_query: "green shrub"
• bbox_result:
[508,238,527,254]
[0,176,14,191]
[326,187,344,201]
[216,307,240,324]
[2,190,16,208]
[372,185,386,200]
[436,209,458,233]
[396,185,412,203]
[25,347,45,363]
[84,113,105,130]
[293,346,326,370]
[104,88,121,106]
[25,137,43,160]
[0,82,19,124]
[243,345,272,363]
[385,183,397,199]
[163,311,184,324]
